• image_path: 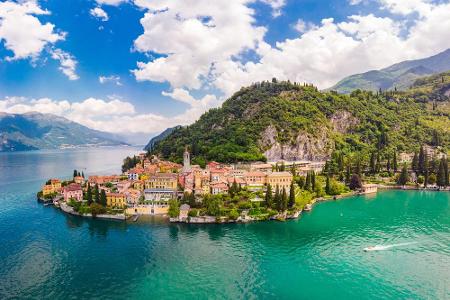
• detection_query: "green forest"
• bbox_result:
[150,73,450,167]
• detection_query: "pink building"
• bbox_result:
[63,183,83,202]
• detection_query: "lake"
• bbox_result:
[0,148,449,299]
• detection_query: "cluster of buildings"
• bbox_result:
[42,148,327,215]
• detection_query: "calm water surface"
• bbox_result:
[0,148,449,299]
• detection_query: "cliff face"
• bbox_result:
[260,125,332,161]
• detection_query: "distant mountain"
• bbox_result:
[329,48,450,93]
[144,126,181,151]
[0,112,128,152]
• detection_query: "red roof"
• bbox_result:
[64,183,82,192]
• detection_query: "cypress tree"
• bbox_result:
[418,146,425,175]
[100,189,107,207]
[437,158,446,187]
[94,184,100,203]
[393,150,398,173]
[281,188,288,211]
[82,171,85,178]
[305,172,311,191]
[375,151,381,173]
[87,183,93,205]
[325,175,331,195]
[265,184,273,208]
[424,155,429,188]
[274,186,281,211]
[386,156,391,174]
[444,158,449,187]
[289,183,295,208]
[73,169,78,178]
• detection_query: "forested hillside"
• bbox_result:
[150,75,450,167]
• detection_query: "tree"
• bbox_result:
[100,189,107,207]
[325,175,331,195]
[375,151,381,173]
[424,154,429,187]
[437,158,446,187]
[397,164,409,186]
[289,183,295,208]
[412,152,419,174]
[81,171,85,178]
[281,188,288,211]
[94,184,100,203]
[386,155,391,174]
[305,172,311,191]
[349,174,362,190]
[86,183,93,205]
[291,163,297,177]
[265,184,273,208]
[73,169,78,178]
[229,179,239,197]
[444,158,449,187]
[90,203,106,216]
[418,146,426,175]
[274,185,281,211]
[393,150,398,173]
[168,199,180,218]
[345,164,351,184]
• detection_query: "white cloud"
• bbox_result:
[260,0,286,17]
[50,48,79,80]
[99,75,122,85]
[0,92,219,134]
[293,19,316,33]
[90,7,109,21]
[130,0,450,96]
[0,0,64,60]
[96,0,127,6]
[132,0,266,90]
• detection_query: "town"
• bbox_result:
[38,145,449,223]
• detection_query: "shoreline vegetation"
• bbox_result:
[37,145,449,225]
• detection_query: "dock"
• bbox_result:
[131,214,140,222]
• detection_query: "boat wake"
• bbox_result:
[364,242,417,252]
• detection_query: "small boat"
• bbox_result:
[364,245,389,252]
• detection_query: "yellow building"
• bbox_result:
[106,193,126,208]
[145,173,178,190]
[42,185,54,196]
[50,179,61,191]
[133,180,145,191]
[267,172,293,191]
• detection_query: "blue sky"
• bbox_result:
[0,0,449,142]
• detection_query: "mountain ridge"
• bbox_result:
[329,48,450,93]
[0,112,128,152]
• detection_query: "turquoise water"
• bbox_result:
[0,148,449,299]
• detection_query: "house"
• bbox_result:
[250,163,273,173]
[50,179,62,191]
[117,181,131,193]
[126,189,142,205]
[127,167,144,180]
[245,171,266,185]
[267,172,293,191]
[210,169,229,182]
[145,173,178,190]
[106,193,126,208]
[210,182,229,195]
[63,183,83,202]
[133,180,145,191]
[42,184,54,196]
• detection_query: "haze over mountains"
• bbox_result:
[330,49,450,94]
[0,112,127,152]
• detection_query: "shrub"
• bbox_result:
[228,209,240,220]
[188,209,198,217]
[237,201,252,209]
[90,203,106,216]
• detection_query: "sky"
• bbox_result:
[0,0,450,143]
